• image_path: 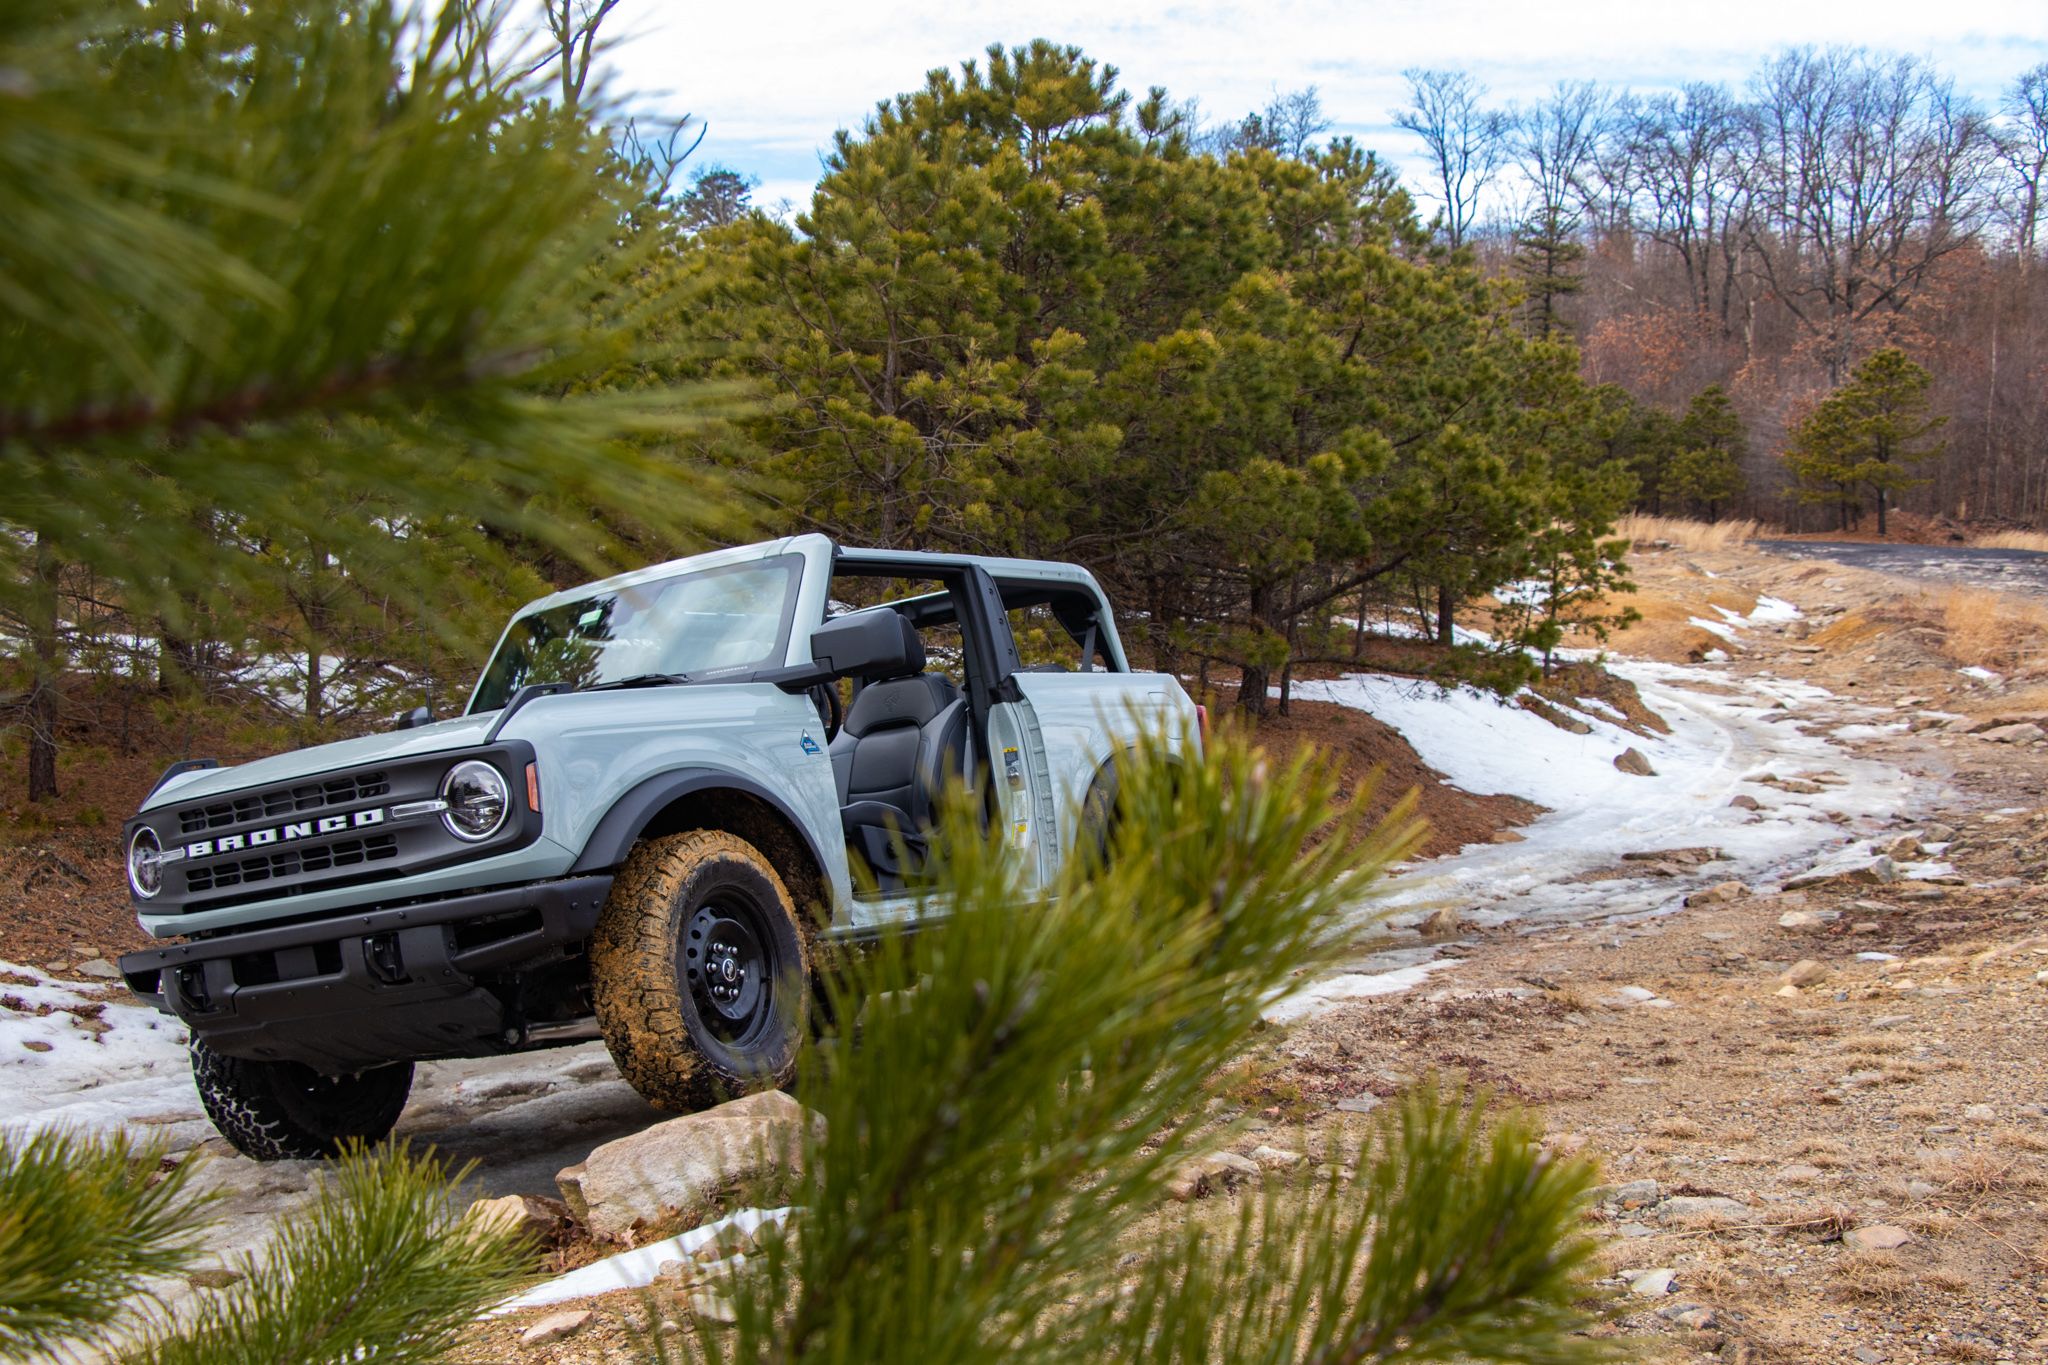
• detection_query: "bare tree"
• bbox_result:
[1994,63,2048,260]
[1508,82,1611,337]
[1191,86,1330,160]
[1618,83,1761,331]
[531,0,621,111]
[1393,69,1509,248]
[1744,48,1990,381]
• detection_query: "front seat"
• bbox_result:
[827,619,969,886]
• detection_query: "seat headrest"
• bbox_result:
[845,673,959,733]
[888,614,926,678]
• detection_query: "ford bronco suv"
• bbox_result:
[118,536,1198,1160]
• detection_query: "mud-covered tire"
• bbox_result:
[590,830,812,1112]
[190,1038,412,1161]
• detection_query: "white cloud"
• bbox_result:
[600,0,2048,202]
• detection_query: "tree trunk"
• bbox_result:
[1436,583,1456,646]
[1237,662,1269,718]
[1277,660,1292,717]
[1875,486,1888,538]
[26,536,61,802]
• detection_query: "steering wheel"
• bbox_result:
[811,681,843,742]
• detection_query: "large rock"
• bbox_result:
[1843,1224,1913,1252]
[1783,852,1896,889]
[1780,959,1828,989]
[1167,1150,1262,1202]
[558,1091,816,1243]
[1613,748,1657,777]
[1976,722,2044,744]
[466,1192,571,1246]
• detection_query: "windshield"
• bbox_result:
[469,554,803,712]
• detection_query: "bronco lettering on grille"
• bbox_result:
[184,807,385,860]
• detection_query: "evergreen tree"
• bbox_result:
[1783,348,1945,535]
[677,165,759,232]
[0,0,738,796]
[693,728,1611,1363]
[1664,385,1748,518]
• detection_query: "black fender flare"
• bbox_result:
[567,768,832,885]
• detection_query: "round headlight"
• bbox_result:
[127,826,163,899]
[441,760,510,842]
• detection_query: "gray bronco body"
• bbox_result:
[118,534,1198,1076]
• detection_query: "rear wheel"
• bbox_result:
[590,830,811,1111]
[189,1038,412,1161]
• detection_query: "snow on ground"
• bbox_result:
[1267,655,1920,1021]
[495,1207,795,1313]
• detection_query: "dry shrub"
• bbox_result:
[1922,1150,2021,1195]
[1971,530,2048,553]
[1716,1124,1760,1144]
[1617,514,1761,552]
[1838,1033,1907,1055]
[1936,587,2048,672]
[1995,1125,2048,1154]
[1830,1249,1913,1301]
[1900,1103,1940,1120]
[1651,1117,1703,1139]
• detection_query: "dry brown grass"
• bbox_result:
[1829,1249,1915,1301]
[1651,1117,1704,1139]
[1970,530,2048,553]
[1936,586,2048,672]
[1617,514,1762,552]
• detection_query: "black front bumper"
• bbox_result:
[118,875,613,1073]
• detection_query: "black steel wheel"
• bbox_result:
[590,830,811,1111]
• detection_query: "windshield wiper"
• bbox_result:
[581,672,695,692]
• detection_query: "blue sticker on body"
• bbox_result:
[800,732,823,756]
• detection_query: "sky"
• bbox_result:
[593,0,2048,212]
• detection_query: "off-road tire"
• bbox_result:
[590,830,812,1112]
[190,1038,412,1161]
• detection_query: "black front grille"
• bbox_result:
[184,834,400,893]
[178,772,391,836]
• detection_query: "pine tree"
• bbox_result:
[0,1133,525,1361]
[1664,385,1748,519]
[675,727,1611,1364]
[0,0,740,796]
[1783,349,1946,535]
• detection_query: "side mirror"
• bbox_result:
[809,610,921,680]
[395,705,432,730]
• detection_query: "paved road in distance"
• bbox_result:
[1756,539,2048,599]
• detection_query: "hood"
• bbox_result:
[139,712,502,812]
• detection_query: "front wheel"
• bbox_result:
[590,830,811,1112]
[189,1038,412,1161]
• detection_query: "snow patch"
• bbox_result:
[495,1207,796,1313]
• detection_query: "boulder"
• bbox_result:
[519,1309,592,1346]
[1728,793,1763,811]
[558,1091,817,1243]
[1628,1268,1677,1296]
[1977,722,2044,744]
[1783,853,1896,889]
[1248,1145,1305,1172]
[1657,1195,1752,1225]
[466,1192,571,1246]
[1613,748,1657,777]
[1780,959,1828,989]
[1419,906,1465,941]
[1777,909,1841,929]
[1167,1150,1262,1201]
[1686,881,1749,907]
[1843,1224,1913,1252]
